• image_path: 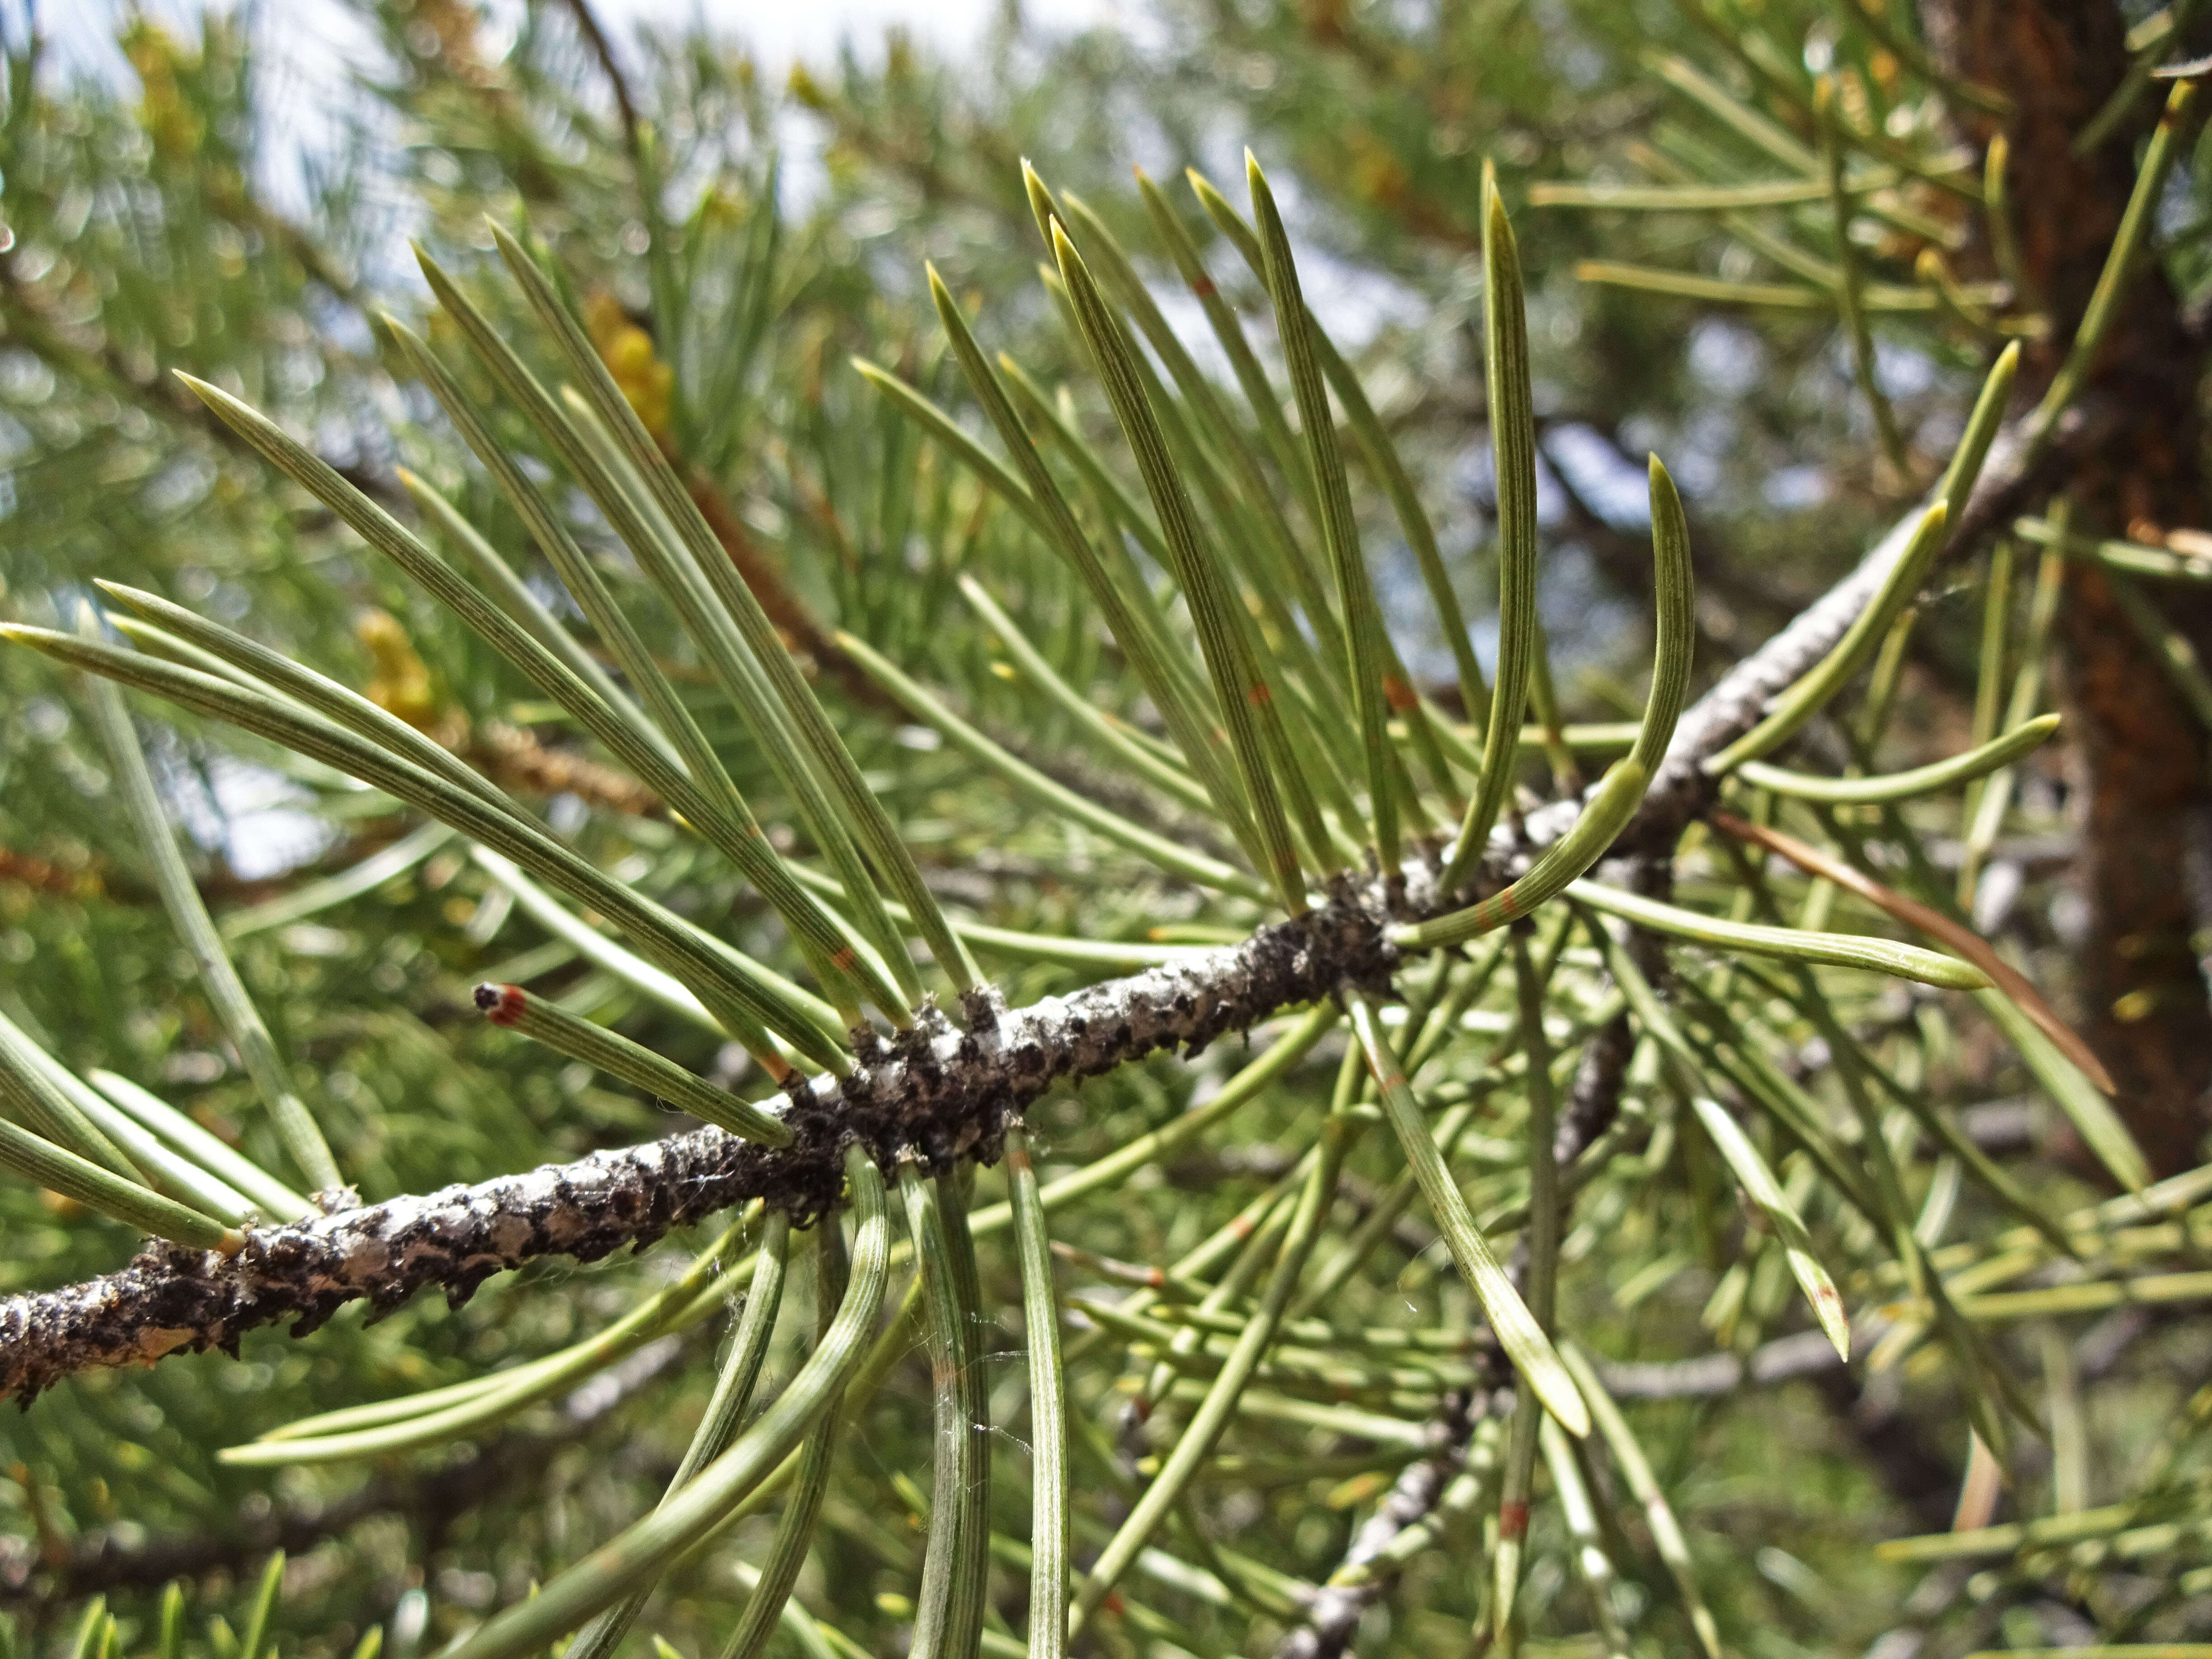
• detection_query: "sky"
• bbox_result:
[34,0,1122,90]
[28,0,1126,239]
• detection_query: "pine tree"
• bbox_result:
[4,4,2211,1656]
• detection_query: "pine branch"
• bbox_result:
[0,394,2081,1404]
[549,0,646,170]
[1,874,1402,1403]
[1592,1330,1848,1401]
[1535,396,2105,860]
[1275,1389,1489,1659]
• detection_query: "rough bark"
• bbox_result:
[0,878,1398,1404]
[1925,0,2212,1176]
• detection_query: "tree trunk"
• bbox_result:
[1926,0,2212,1177]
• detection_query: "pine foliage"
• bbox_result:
[3,5,2211,1658]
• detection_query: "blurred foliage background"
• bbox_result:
[4,2,2212,1656]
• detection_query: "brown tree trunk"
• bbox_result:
[1925,1,2212,1176]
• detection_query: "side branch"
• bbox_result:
[1277,1389,1490,1659]
[1514,398,2101,860]
[1275,856,1664,1659]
